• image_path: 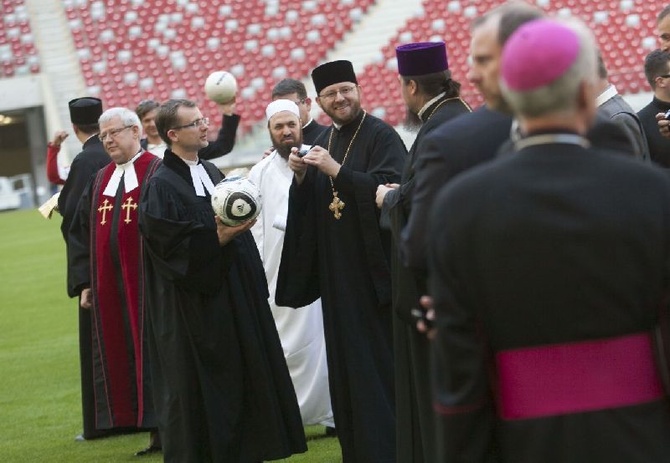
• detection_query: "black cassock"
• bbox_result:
[276,111,406,463]
[139,150,306,463]
[382,95,471,462]
[428,137,670,463]
[58,136,113,439]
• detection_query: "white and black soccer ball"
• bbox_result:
[211,176,261,226]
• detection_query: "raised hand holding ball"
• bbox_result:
[204,71,238,104]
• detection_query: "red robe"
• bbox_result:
[68,151,161,429]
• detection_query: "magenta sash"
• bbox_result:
[496,332,665,420]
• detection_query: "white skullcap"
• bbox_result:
[266,99,300,121]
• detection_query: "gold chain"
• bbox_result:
[326,111,367,220]
[423,97,470,121]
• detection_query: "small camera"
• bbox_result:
[410,308,433,330]
[298,148,310,157]
[665,110,670,120]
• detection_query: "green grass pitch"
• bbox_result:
[0,209,341,462]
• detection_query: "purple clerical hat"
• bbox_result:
[501,19,580,92]
[396,42,448,76]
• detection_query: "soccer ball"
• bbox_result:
[204,71,237,104]
[211,176,261,226]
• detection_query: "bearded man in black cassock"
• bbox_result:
[276,60,407,463]
[68,107,161,454]
[375,41,471,463]
[138,99,306,463]
[428,18,670,463]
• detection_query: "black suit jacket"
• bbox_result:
[383,96,471,322]
[400,106,512,273]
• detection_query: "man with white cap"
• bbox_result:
[68,107,161,455]
[249,99,334,434]
[428,18,670,462]
[374,41,470,463]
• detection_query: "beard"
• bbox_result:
[403,107,422,132]
[324,99,362,126]
[272,135,302,159]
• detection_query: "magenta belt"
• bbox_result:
[496,332,665,420]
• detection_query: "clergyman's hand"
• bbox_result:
[80,288,93,309]
[216,216,255,246]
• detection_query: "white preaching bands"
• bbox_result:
[184,157,216,197]
[102,150,143,197]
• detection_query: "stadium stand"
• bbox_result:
[356,0,659,127]
[0,0,662,141]
[0,0,40,78]
[63,0,374,134]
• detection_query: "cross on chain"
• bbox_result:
[98,199,113,225]
[329,193,345,220]
[121,197,138,224]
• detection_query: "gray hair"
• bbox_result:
[500,18,598,118]
[99,107,143,135]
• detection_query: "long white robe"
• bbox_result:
[249,148,334,427]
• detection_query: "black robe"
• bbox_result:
[139,150,306,463]
[199,113,241,160]
[382,95,471,462]
[428,137,670,462]
[302,118,328,146]
[68,152,161,431]
[57,135,112,439]
[276,110,406,462]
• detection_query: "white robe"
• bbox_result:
[249,148,334,427]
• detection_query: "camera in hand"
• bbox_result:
[665,109,670,120]
[298,148,310,157]
[410,308,433,330]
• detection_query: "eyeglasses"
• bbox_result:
[98,125,133,142]
[171,117,210,131]
[319,85,357,101]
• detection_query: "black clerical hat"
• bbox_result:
[396,42,449,76]
[68,97,103,125]
[312,60,358,95]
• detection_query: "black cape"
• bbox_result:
[382,95,471,462]
[276,110,406,462]
[139,150,305,462]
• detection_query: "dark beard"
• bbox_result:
[403,108,422,132]
[275,142,299,159]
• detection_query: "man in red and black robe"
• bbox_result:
[68,107,161,452]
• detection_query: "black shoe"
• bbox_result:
[324,426,337,437]
[134,445,161,457]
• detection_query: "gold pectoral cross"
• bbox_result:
[121,197,138,224]
[329,191,345,220]
[98,199,113,225]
